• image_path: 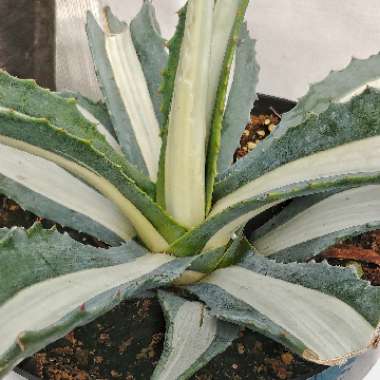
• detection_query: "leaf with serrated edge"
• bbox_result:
[0,227,193,378]
[164,0,214,228]
[76,104,121,154]
[206,0,246,131]
[152,291,238,380]
[104,21,162,181]
[0,143,134,245]
[168,89,380,255]
[252,185,380,263]
[130,1,168,127]
[206,0,250,213]
[87,12,161,181]
[162,89,380,254]
[57,90,116,138]
[156,3,187,207]
[278,52,380,132]
[159,4,187,127]
[217,24,259,173]
[0,136,168,252]
[187,254,380,365]
[57,91,119,151]
[169,138,380,255]
[216,87,380,199]
[0,108,187,248]
[0,70,153,196]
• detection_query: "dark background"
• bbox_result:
[0,0,55,89]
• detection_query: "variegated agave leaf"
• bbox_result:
[57,90,118,140]
[160,0,250,227]
[86,5,164,181]
[152,291,238,380]
[205,0,251,213]
[156,2,187,208]
[278,52,380,131]
[0,107,185,251]
[0,143,134,245]
[169,87,380,256]
[0,226,193,377]
[251,185,380,263]
[2,0,380,379]
[187,253,380,366]
[163,0,213,227]
[0,71,151,194]
[217,22,259,174]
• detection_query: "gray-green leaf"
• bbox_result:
[130,1,168,127]
[217,23,259,173]
[0,226,192,378]
[187,253,380,365]
[152,291,238,380]
[252,185,380,263]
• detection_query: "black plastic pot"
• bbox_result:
[253,93,296,115]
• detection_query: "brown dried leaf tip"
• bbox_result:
[234,113,280,161]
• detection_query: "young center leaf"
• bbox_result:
[164,0,214,228]
[206,0,249,130]
[156,3,187,208]
[205,0,250,212]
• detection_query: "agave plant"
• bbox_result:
[2,0,380,378]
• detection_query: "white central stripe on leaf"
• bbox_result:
[202,266,374,361]
[206,136,380,249]
[254,185,380,256]
[164,0,214,228]
[157,302,217,380]
[0,136,168,252]
[0,143,134,241]
[0,253,174,358]
[105,26,161,181]
[212,136,380,216]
